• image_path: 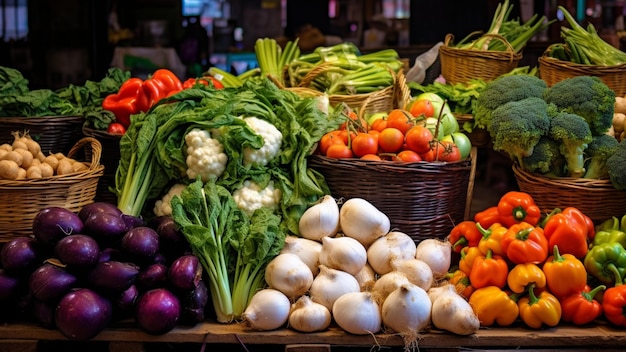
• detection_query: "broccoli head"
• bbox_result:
[549,112,593,177]
[521,135,566,176]
[584,134,620,179]
[490,96,551,165]
[473,74,548,130]
[543,76,615,136]
[607,139,626,190]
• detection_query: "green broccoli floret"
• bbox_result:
[489,96,551,165]
[543,76,615,136]
[607,139,626,190]
[473,74,547,131]
[549,112,593,177]
[583,134,620,179]
[521,135,566,176]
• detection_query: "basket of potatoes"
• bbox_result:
[613,95,626,142]
[0,132,104,241]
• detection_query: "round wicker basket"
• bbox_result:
[512,164,626,224]
[0,137,104,242]
[0,115,84,155]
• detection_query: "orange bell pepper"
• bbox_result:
[448,220,483,253]
[469,286,520,327]
[542,207,591,259]
[507,262,547,294]
[446,269,475,299]
[602,283,626,327]
[458,246,483,275]
[542,245,588,299]
[500,221,549,265]
[497,191,541,227]
[561,284,605,325]
[470,249,509,289]
[473,205,501,229]
[518,284,562,329]
[476,222,507,257]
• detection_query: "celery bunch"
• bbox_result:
[254,37,300,86]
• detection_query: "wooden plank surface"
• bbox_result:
[1,321,626,348]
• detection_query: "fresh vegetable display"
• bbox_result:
[0,203,208,340]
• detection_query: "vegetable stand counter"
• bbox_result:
[1,321,625,352]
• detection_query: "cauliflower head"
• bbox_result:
[232,179,282,216]
[242,116,282,167]
[153,183,187,217]
[185,128,228,181]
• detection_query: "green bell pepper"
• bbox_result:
[596,214,626,233]
[593,230,626,249]
[584,242,626,286]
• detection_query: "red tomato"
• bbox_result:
[340,110,367,131]
[351,132,379,157]
[370,118,388,132]
[404,125,434,154]
[378,127,405,153]
[421,141,446,162]
[319,130,345,155]
[326,144,354,159]
[406,98,435,118]
[386,109,415,134]
[107,122,126,135]
[361,153,382,161]
[440,140,461,162]
[395,150,422,162]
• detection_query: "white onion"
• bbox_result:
[280,235,323,276]
[332,291,382,335]
[372,271,411,300]
[415,238,452,279]
[318,235,367,275]
[309,265,360,311]
[298,195,340,241]
[243,288,291,331]
[353,263,377,291]
[264,253,313,300]
[429,284,480,335]
[339,198,390,247]
[288,295,332,332]
[390,257,434,291]
[382,283,432,338]
[367,231,417,275]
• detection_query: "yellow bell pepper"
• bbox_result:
[518,284,562,329]
[469,286,520,327]
[477,222,507,257]
[507,262,546,294]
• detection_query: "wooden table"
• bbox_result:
[1,320,625,352]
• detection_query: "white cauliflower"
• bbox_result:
[153,183,187,217]
[242,116,282,167]
[232,179,282,216]
[185,128,228,181]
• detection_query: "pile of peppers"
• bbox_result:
[445,190,626,329]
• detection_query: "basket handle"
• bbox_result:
[67,137,103,171]
[297,62,334,88]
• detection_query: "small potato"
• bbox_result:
[12,139,28,151]
[43,155,59,172]
[26,165,42,179]
[54,152,66,161]
[39,163,54,178]
[0,149,7,160]
[56,159,74,175]
[16,168,27,180]
[36,151,46,162]
[2,150,23,167]
[0,144,12,152]
[615,96,626,114]
[614,112,626,134]
[72,162,88,173]
[0,160,20,180]
[13,149,34,169]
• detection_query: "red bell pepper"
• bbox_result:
[183,76,225,90]
[497,191,541,227]
[448,220,482,253]
[102,78,149,128]
[500,221,549,265]
[561,285,605,325]
[142,68,183,106]
[542,207,590,259]
[602,283,626,327]
[474,205,501,229]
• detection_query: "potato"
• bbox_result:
[0,144,12,152]
[13,149,34,169]
[43,155,59,172]
[0,160,21,180]
[72,162,88,173]
[16,168,27,180]
[39,163,54,178]
[616,96,626,114]
[53,152,66,161]
[56,159,74,175]
[2,150,23,167]
[614,112,626,133]
[26,165,42,179]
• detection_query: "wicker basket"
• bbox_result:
[0,115,84,155]
[538,52,626,96]
[439,33,522,84]
[0,137,104,242]
[308,148,477,242]
[512,164,626,224]
[82,126,122,204]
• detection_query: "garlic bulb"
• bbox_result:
[298,195,340,241]
[339,198,390,247]
[280,235,323,276]
[264,253,313,300]
[309,264,360,311]
[288,295,332,332]
[367,231,417,275]
[318,235,367,275]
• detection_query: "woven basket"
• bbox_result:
[0,137,104,242]
[82,126,122,204]
[538,51,626,96]
[454,113,492,148]
[512,164,626,224]
[0,115,84,155]
[308,148,477,242]
[439,33,522,84]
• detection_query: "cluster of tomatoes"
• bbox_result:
[316,101,471,163]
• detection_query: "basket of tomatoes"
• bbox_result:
[308,100,477,242]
